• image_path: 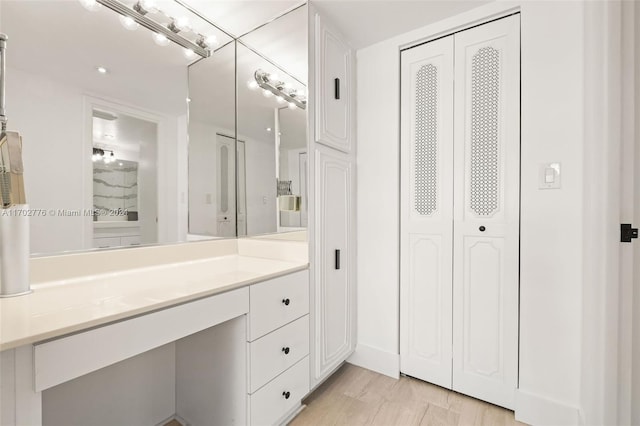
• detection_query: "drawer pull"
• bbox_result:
[334,78,340,100]
[282,391,291,400]
[282,347,290,355]
[282,298,290,306]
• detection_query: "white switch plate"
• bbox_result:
[539,162,561,189]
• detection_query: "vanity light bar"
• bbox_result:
[95,0,211,58]
[254,70,306,110]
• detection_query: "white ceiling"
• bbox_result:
[312,0,493,49]
[180,0,304,38]
[93,112,157,154]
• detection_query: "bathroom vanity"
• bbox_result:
[0,236,310,426]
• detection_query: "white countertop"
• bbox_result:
[0,255,308,352]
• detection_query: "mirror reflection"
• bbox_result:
[187,42,237,240]
[1,0,307,257]
[236,3,308,235]
[1,0,230,255]
[187,4,308,240]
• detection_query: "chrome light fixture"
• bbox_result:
[253,69,306,110]
[92,147,116,163]
[91,0,213,58]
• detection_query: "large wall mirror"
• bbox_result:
[188,3,308,240]
[0,0,307,257]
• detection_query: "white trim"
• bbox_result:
[515,389,580,426]
[347,344,400,380]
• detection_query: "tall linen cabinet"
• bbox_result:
[308,5,357,389]
[400,15,520,409]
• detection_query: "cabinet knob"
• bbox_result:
[282,298,290,306]
[282,391,291,399]
[479,226,486,232]
[282,347,290,355]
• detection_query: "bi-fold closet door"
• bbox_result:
[400,15,520,409]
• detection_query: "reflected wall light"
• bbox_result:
[250,69,306,109]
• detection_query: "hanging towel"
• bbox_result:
[0,130,26,207]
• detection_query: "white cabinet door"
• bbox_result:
[452,15,520,409]
[313,146,355,380]
[314,13,353,153]
[400,35,455,389]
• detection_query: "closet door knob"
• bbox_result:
[479,226,486,232]
[282,391,291,399]
[282,347,290,355]
[282,298,290,306]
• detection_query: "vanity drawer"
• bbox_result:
[249,315,309,393]
[249,356,309,426]
[34,287,248,392]
[248,270,309,341]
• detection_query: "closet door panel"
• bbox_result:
[400,36,454,389]
[452,15,520,409]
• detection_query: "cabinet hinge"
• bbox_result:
[621,224,638,243]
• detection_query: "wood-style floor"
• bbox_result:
[290,364,527,426]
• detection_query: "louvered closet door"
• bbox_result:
[452,15,520,409]
[400,36,454,389]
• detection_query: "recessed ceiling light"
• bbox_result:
[266,127,272,132]
[96,66,108,74]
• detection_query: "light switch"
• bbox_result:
[539,163,561,189]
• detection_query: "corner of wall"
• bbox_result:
[515,390,581,426]
[347,344,400,380]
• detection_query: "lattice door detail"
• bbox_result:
[469,47,500,217]
[414,64,439,216]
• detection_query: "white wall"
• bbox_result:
[5,67,183,254]
[354,2,593,424]
[188,120,220,236]
[245,135,277,235]
[7,67,86,254]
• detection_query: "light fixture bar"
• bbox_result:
[95,0,210,58]
[254,70,306,109]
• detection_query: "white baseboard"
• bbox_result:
[515,389,581,425]
[347,344,400,379]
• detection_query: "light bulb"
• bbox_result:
[173,16,190,31]
[275,96,284,104]
[152,32,170,47]
[96,66,108,74]
[183,48,196,59]
[262,89,273,98]
[139,0,157,12]
[288,102,296,109]
[204,35,219,49]
[247,80,259,90]
[119,15,139,31]
[79,0,102,12]
[92,154,99,162]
